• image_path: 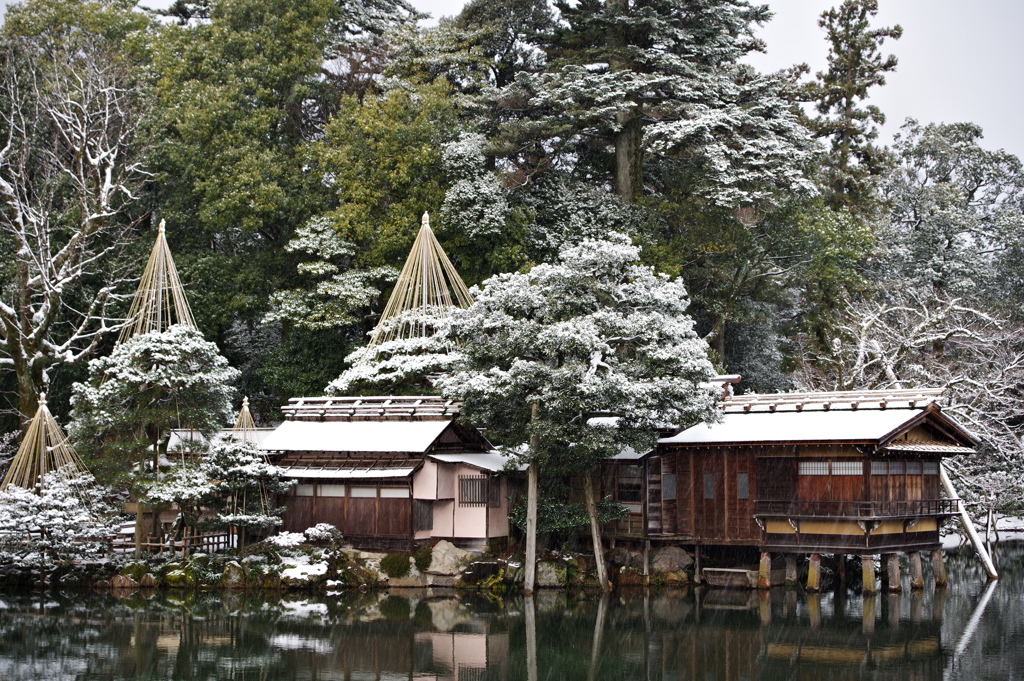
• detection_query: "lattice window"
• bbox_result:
[871,461,888,475]
[662,473,677,501]
[737,472,749,500]
[924,462,939,475]
[906,461,923,475]
[459,475,488,506]
[832,461,863,476]
[889,461,906,475]
[798,461,829,476]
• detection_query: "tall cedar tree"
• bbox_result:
[803,0,902,213]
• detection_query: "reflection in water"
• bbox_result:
[0,547,1021,680]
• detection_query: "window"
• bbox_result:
[737,472,749,500]
[798,461,829,476]
[320,484,345,497]
[889,461,905,475]
[832,461,863,476]
[906,461,922,475]
[617,465,643,502]
[871,461,888,475]
[350,486,376,498]
[459,475,488,506]
[704,473,715,500]
[294,484,315,496]
[380,487,410,499]
[924,462,939,475]
[662,473,677,501]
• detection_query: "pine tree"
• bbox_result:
[803,0,902,212]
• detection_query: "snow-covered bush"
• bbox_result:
[0,470,119,569]
[267,532,306,548]
[303,523,342,544]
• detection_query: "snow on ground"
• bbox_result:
[942,514,1024,549]
[280,553,328,581]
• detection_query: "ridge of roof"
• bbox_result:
[721,388,944,414]
[281,396,461,421]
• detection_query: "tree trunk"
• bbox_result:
[614,110,643,202]
[583,469,611,591]
[524,460,539,594]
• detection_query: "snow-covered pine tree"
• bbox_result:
[492,0,814,206]
[437,233,717,591]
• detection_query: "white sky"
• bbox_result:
[1,0,1020,158]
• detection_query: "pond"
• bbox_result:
[0,545,1021,680]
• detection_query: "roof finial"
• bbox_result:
[421,212,430,230]
[242,396,249,407]
[158,219,165,234]
[38,392,46,406]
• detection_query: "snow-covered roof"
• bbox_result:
[428,452,514,473]
[281,467,415,480]
[166,428,276,451]
[663,408,930,446]
[261,420,452,453]
[610,446,645,460]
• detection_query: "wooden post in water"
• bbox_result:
[807,593,822,628]
[909,551,924,590]
[862,554,877,594]
[806,553,821,592]
[758,552,771,589]
[784,555,798,587]
[931,549,947,586]
[886,553,902,592]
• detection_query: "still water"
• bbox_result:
[0,546,1021,680]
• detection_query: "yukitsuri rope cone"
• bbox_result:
[117,219,198,344]
[229,397,272,516]
[1,393,91,495]
[368,212,474,346]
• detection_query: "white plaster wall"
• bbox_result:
[453,464,488,539]
[414,459,438,499]
[433,499,455,538]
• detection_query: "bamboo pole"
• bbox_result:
[940,463,998,580]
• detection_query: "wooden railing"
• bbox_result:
[755,498,958,519]
[110,531,233,556]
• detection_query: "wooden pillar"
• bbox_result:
[862,594,876,634]
[932,585,946,623]
[886,553,902,593]
[785,555,798,587]
[931,549,948,586]
[806,553,821,592]
[910,590,923,623]
[909,551,924,590]
[643,540,650,587]
[837,554,847,585]
[758,552,771,590]
[694,545,701,585]
[861,554,876,594]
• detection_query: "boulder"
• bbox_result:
[536,560,567,588]
[428,540,471,575]
[139,573,158,588]
[608,547,632,567]
[164,568,195,589]
[222,561,245,588]
[461,561,503,586]
[110,574,138,589]
[651,547,693,574]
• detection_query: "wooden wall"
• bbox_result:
[282,483,412,539]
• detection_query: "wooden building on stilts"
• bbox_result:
[599,387,979,591]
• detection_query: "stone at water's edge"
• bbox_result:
[608,547,632,567]
[536,560,567,588]
[652,547,693,574]
[461,561,502,585]
[428,540,471,575]
[222,562,244,588]
[110,575,138,589]
[139,573,158,588]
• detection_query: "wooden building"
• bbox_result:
[599,388,977,590]
[261,396,515,551]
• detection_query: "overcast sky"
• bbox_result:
[2,0,1021,158]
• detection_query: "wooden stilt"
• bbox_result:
[694,545,701,585]
[806,553,821,592]
[932,585,946,623]
[886,553,902,593]
[838,554,847,585]
[643,540,650,587]
[909,551,924,590]
[910,591,923,623]
[758,552,771,590]
[931,549,947,587]
[862,554,877,594]
[785,555,798,587]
